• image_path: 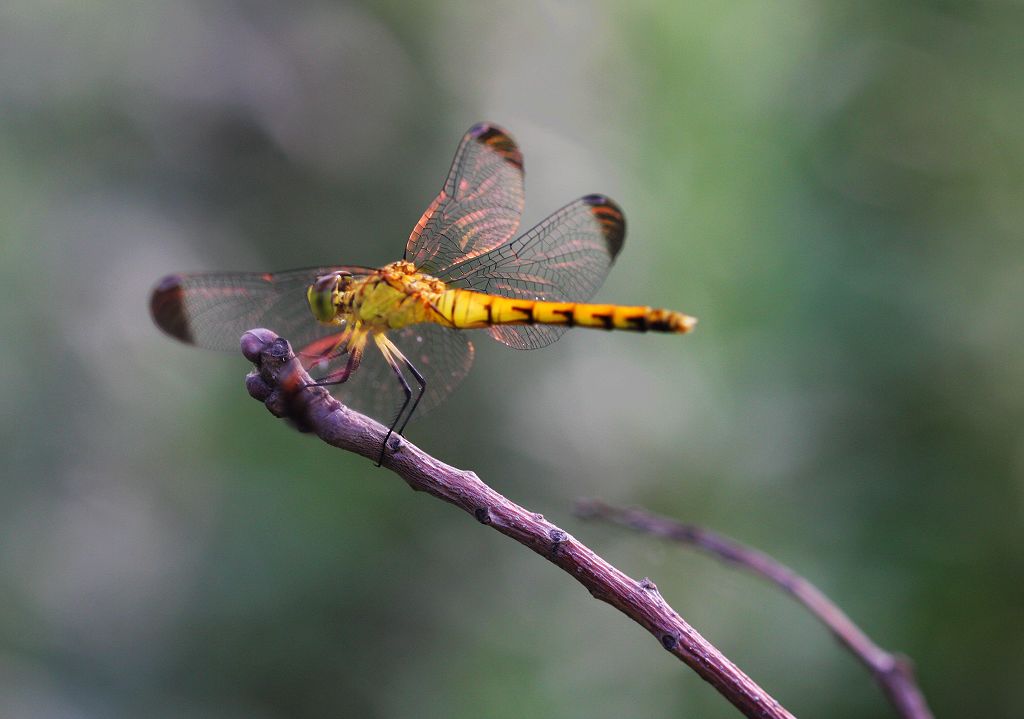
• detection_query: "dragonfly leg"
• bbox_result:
[306,333,364,387]
[300,326,354,377]
[393,351,426,438]
[373,334,414,465]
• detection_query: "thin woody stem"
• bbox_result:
[240,328,794,719]
[573,499,933,719]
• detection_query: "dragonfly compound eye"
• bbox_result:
[307,273,343,323]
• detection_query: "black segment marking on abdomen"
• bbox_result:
[553,308,575,326]
[626,314,649,332]
[513,304,535,323]
[592,312,614,330]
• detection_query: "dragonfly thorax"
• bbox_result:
[349,261,446,331]
[379,260,447,294]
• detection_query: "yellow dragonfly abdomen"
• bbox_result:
[434,289,697,334]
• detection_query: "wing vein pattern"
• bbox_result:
[406,123,525,275]
[437,194,625,349]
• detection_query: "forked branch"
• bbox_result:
[240,328,793,719]
[574,500,934,719]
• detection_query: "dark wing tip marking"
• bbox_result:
[582,194,626,259]
[468,121,496,137]
[149,274,194,344]
[468,122,523,171]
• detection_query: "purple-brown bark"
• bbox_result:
[574,500,934,719]
[240,328,794,719]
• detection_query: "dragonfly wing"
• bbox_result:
[405,123,525,275]
[150,267,360,353]
[321,324,475,424]
[489,323,567,351]
[437,194,626,350]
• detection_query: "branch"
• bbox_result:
[239,329,794,719]
[574,500,934,719]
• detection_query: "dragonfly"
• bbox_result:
[151,123,696,462]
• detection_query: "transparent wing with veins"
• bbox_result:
[150,266,475,426]
[435,194,626,349]
[149,267,369,354]
[318,323,476,426]
[405,122,525,275]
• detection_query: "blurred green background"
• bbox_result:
[2,1,1022,716]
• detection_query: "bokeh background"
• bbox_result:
[2,1,1022,717]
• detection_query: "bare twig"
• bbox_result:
[239,329,794,719]
[574,500,933,719]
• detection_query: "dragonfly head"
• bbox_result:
[307,271,353,323]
